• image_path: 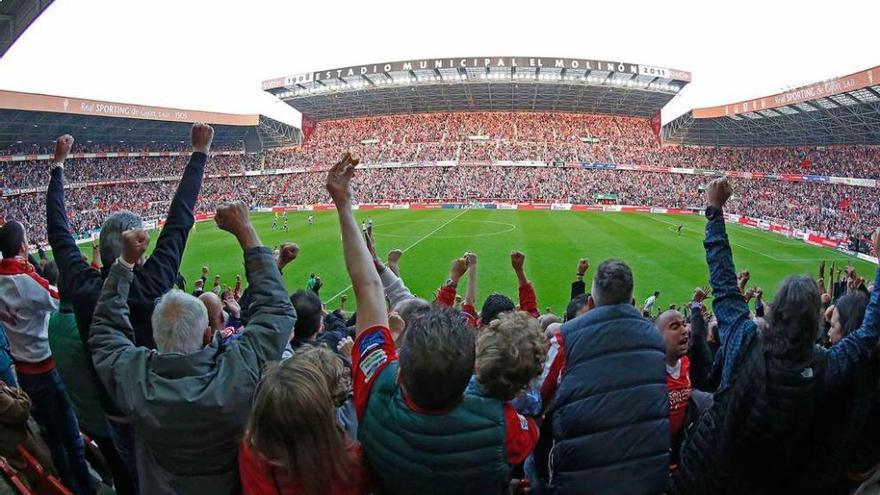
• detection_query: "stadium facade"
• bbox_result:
[663,65,880,146]
[0,90,301,154]
[263,56,690,121]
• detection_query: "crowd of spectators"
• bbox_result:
[2,130,880,495]
[2,111,877,249]
[262,112,880,178]
[0,154,262,190]
[0,141,243,156]
[3,165,879,246]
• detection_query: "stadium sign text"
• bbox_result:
[313,57,641,81]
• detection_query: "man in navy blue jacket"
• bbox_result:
[45,124,213,494]
[543,259,669,495]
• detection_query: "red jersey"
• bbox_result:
[666,356,692,446]
[239,439,368,495]
[436,282,539,327]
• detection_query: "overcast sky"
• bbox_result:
[0,0,877,127]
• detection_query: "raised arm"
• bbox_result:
[703,178,757,389]
[465,252,478,307]
[571,258,589,300]
[512,251,539,318]
[825,228,880,387]
[140,123,212,298]
[688,289,714,392]
[216,202,295,364]
[437,256,467,308]
[46,135,93,282]
[90,242,101,269]
[754,287,765,318]
[365,227,415,307]
[88,229,150,414]
[326,153,387,335]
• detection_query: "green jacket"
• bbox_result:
[89,247,295,495]
[48,304,108,436]
[360,361,511,495]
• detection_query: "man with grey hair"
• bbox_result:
[89,201,295,495]
[46,125,214,494]
[531,259,669,495]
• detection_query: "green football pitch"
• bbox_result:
[79,210,876,313]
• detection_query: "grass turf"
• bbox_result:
[76,210,876,313]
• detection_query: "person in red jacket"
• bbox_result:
[239,357,368,495]
[437,251,539,327]
[656,309,692,451]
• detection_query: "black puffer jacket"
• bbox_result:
[793,356,879,495]
[671,333,825,495]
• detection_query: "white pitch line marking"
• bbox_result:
[323,209,470,303]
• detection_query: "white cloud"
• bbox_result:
[0,0,876,126]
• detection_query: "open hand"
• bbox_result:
[387,249,403,265]
[326,152,360,207]
[222,293,241,319]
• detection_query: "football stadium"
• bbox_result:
[1,2,880,495]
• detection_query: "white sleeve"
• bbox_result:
[380,268,415,308]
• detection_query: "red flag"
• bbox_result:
[650,112,662,145]
[301,113,317,145]
[839,199,851,209]
[800,159,812,169]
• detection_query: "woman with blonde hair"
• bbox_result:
[239,358,367,495]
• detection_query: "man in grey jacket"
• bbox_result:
[89,201,296,495]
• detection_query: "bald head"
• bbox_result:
[656,310,688,365]
[655,310,681,330]
[199,292,225,331]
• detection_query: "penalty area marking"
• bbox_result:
[646,215,855,263]
[324,209,470,304]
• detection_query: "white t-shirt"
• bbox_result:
[644,295,657,311]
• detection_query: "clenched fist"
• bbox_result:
[450,257,468,281]
[54,134,74,163]
[464,252,477,267]
[277,242,300,269]
[577,258,589,276]
[215,202,260,249]
[215,202,250,234]
[706,177,733,209]
[121,229,149,266]
[191,122,214,154]
[511,251,526,273]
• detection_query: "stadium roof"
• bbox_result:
[663,65,880,147]
[264,57,691,121]
[0,0,54,58]
[0,90,301,151]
